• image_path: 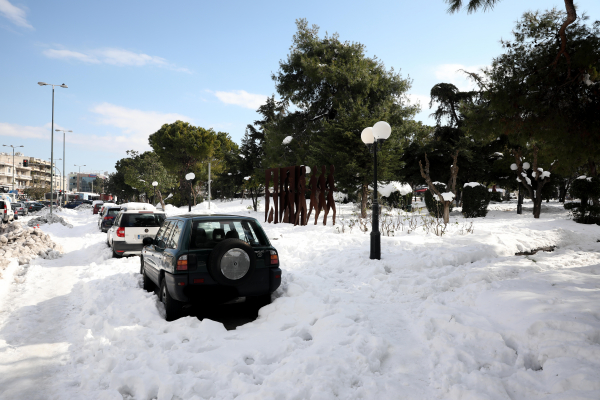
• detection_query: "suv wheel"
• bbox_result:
[160,279,183,321]
[208,239,257,286]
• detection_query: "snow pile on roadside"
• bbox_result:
[0,221,63,270]
[27,213,73,228]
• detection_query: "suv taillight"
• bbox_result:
[103,216,114,221]
[116,227,125,237]
[177,255,188,271]
[270,250,279,265]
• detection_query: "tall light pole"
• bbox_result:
[55,129,71,204]
[38,82,68,215]
[361,121,391,260]
[185,172,195,212]
[74,164,86,193]
[2,144,24,192]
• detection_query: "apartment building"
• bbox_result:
[0,152,66,193]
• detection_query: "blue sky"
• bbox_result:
[1,0,599,175]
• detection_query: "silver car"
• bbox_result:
[12,202,28,216]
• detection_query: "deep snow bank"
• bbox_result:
[1,200,599,400]
[0,221,62,271]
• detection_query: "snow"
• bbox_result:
[438,192,455,202]
[91,200,103,207]
[521,172,531,186]
[463,182,481,188]
[244,176,251,181]
[577,175,587,180]
[432,181,446,187]
[375,181,412,197]
[120,202,156,211]
[510,163,518,170]
[541,171,551,179]
[1,201,599,399]
[522,162,531,170]
[282,136,293,145]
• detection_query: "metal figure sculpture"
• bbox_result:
[314,166,326,225]
[264,165,335,226]
[294,166,307,226]
[307,165,319,222]
[279,167,295,223]
[323,165,337,225]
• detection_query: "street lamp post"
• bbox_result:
[185,172,195,212]
[55,129,71,205]
[2,144,24,192]
[74,164,86,193]
[361,121,392,260]
[38,82,68,216]
[152,181,158,205]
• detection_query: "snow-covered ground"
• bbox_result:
[0,200,599,400]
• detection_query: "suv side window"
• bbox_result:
[155,220,170,242]
[167,220,184,249]
[158,221,174,246]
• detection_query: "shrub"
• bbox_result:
[490,192,503,202]
[569,177,600,224]
[462,183,490,218]
[563,202,579,210]
[425,183,452,218]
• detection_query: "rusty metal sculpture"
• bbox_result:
[265,165,335,226]
[323,165,337,225]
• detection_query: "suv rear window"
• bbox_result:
[107,208,120,217]
[190,219,268,249]
[121,213,166,228]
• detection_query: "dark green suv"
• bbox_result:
[140,214,282,321]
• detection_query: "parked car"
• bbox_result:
[140,214,282,321]
[92,200,104,215]
[13,207,18,220]
[107,203,166,257]
[27,202,45,212]
[0,200,15,224]
[98,203,115,216]
[98,205,121,232]
[65,201,83,209]
[12,202,28,216]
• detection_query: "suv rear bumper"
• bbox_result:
[112,241,144,255]
[165,267,282,303]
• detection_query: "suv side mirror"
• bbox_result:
[156,239,166,250]
[142,237,154,246]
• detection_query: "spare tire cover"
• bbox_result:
[208,238,257,286]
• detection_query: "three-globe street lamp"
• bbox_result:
[55,129,71,205]
[152,181,158,206]
[2,144,24,192]
[185,172,195,212]
[361,121,392,260]
[38,81,68,215]
[74,164,86,193]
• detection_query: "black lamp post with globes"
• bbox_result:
[361,121,392,260]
